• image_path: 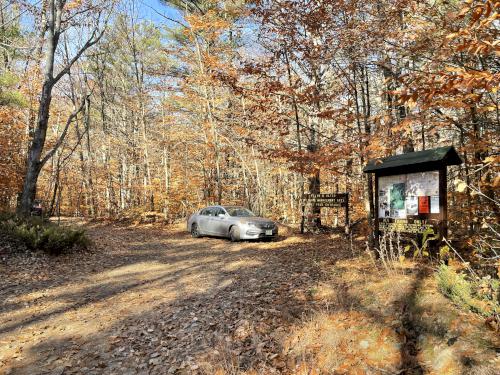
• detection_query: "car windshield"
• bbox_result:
[224,207,255,217]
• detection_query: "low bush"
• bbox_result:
[0,214,89,255]
[436,264,499,317]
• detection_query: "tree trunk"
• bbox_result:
[17,0,106,215]
[360,65,375,248]
[18,81,53,215]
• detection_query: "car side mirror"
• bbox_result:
[218,213,227,218]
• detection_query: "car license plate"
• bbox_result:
[265,230,272,236]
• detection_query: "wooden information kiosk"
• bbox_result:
[364,146,462,242]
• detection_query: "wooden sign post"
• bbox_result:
[301,193,349,235]
[364,146,462,248]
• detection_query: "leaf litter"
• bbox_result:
[1,222,498,374]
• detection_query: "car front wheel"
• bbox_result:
[191,223,200,238]
[229,226,240,242]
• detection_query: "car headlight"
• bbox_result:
[247,221,258,227]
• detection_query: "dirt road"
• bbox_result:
[0,223,350,374]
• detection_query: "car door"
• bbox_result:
[198,208,214,234]
[211,207,230,237]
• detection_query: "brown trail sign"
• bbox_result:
[301,193,349,234]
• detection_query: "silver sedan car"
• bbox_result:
[187,205,278,241]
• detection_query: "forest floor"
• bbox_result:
[1,221,499,375]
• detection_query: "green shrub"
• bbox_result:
[0,214,89,255]
[437,264,474,308]
[436,264,498,316]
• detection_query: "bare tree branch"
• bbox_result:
[40,92,90,167]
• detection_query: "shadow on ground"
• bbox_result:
[0,223,356,374]
[2,223,498,374]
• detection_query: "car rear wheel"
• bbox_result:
[191,223,200,238]
[229,226,240,242]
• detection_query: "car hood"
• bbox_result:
[238,217,275,224]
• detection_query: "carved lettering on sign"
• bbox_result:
[303,193,347,208]
[379,219,437,234]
